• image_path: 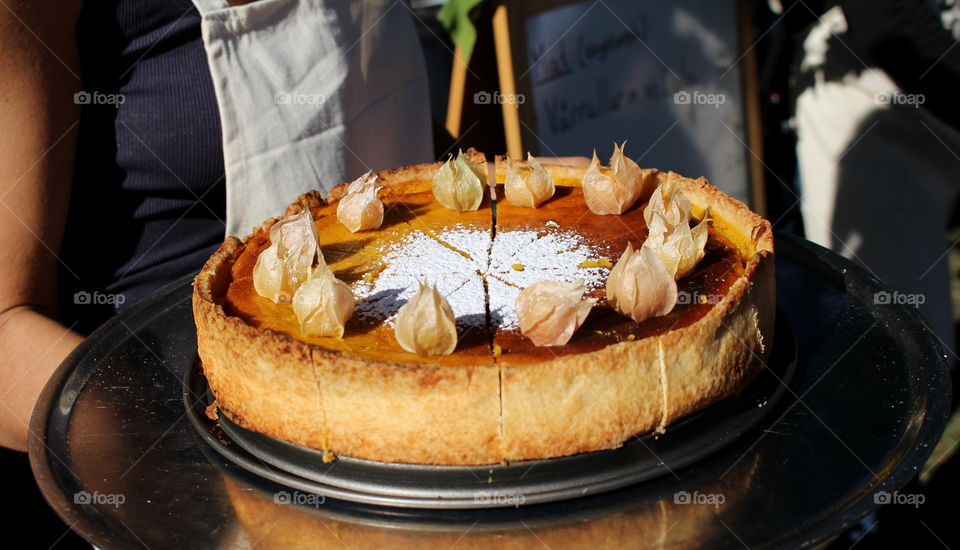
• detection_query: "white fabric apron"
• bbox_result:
[796,7,960,354]
[191,0,434,237]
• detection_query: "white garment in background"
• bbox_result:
[796,7,960,354]
[191,0,434,237]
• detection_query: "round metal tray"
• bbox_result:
[29,233,952,549]
[183,312,795,509]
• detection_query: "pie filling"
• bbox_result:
[221,177,745,366]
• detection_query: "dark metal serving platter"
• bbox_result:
[29,234,951,549]
[182,310,794,509]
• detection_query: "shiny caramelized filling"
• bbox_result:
[221,177,747,365]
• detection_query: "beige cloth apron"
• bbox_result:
[191,0,434,237]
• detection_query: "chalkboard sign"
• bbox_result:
[497,0,761,209]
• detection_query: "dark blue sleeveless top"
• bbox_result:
[60,0,226,333]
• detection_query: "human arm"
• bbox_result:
[0,0,85,451]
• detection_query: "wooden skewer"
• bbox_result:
[445,45,468,139]
[492,2,523,160]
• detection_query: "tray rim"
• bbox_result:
[756,234,952,550]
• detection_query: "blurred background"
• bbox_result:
[6,0,960,547]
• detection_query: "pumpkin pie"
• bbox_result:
[193,149,774,465]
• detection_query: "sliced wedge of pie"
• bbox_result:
[193,148,774,465]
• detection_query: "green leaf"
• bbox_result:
[436,0,486,64]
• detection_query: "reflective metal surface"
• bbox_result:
[29,234,951,549]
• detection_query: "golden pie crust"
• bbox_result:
[193,151,774,466]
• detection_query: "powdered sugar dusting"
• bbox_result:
[352,230,485,327]
[349,225,610,330]
[488,229,610,329]
[432,225,491,266]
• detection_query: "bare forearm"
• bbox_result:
[0,307,83,451]
[0,0,83,452]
